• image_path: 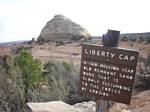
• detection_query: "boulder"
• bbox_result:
[27,101,80,112]
[73,101,95,112]
[27,101,96,112]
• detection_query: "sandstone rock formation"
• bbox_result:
[37,14,91,42]
[28,90,150,112]
[28,101,96,112]
[27,101,80,112]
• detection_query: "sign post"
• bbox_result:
[79,30,139,112]
[96,30,120,112]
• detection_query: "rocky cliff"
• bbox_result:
[37,14,91,42]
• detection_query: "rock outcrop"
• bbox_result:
[27,101,95,112]
[37,14,91,42]
[27,101,81,112]
[28,90,150,112]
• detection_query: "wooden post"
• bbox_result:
[96,29,120,112]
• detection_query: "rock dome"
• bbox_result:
[37,14,91,42]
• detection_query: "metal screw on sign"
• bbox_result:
[96,30,120,112]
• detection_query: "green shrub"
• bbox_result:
[56,41,64,46]
[62,62,71,71]
[145,37,150,43]
[138,36,144,43]
[42,60,79,103]
[15,48,44,102]
[129,37,136,42]
[120,36,128,41]
[147,51,150,66]
[40,60,92,104]
[0,56,25,112]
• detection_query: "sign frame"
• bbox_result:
[79,44,139,105]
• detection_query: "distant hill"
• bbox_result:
[121,32,150,38]
[90,32,150,43]
[0,40,29,47]
[120,32,150,42]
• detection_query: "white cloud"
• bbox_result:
[0,0,150,42]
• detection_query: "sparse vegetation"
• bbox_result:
[56,41,64,46]
[120,34,150,43]
[147,51,150,66]
[120,36,128,41]
[15,48,44,102]
[130,43,134,47]
[146,37,150,43]
[71,35,83,41]
[138,36,144,43]
[128,37,136,42]
[0,55,25,112]
[39,60,79,103]
[0,48,45,111]
[37,59,91,104]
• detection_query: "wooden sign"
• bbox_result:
[79,44,139,104]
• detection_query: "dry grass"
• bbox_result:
[1,41,149,68]
[31,41,149,65]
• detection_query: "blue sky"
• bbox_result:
[0,0,150,42]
